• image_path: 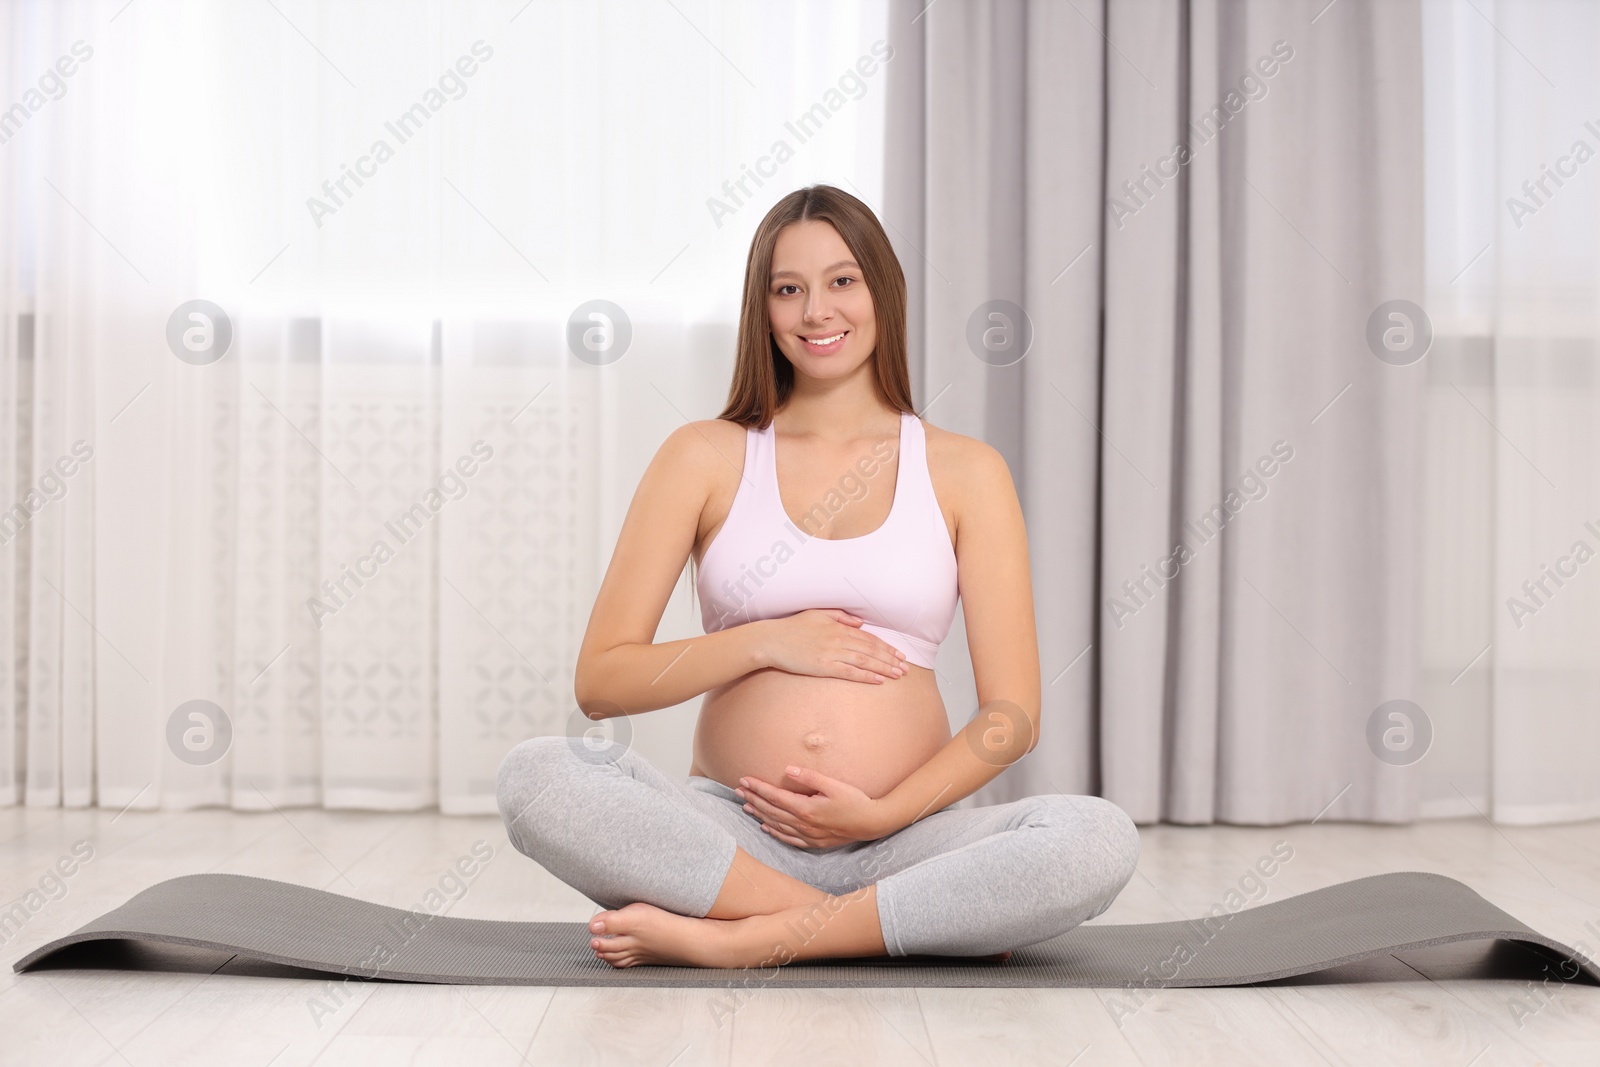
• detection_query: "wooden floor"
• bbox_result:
[2,806,1598,1066]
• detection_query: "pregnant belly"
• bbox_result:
[689,665,951,800]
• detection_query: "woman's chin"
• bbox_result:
[788,348,871,375]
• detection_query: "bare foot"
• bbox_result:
[589,902,772,969]
[587,904,1016,969]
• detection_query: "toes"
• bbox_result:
[592,940,639,968]
[591,903,652,937]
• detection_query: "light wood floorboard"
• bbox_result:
[2,810,1597,1066]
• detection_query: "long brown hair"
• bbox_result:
[716,184,915,429]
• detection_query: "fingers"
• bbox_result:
[806,612,906,681]
[757,809,822,846]
[741,788,805,828]
[852,634,907,673]
[838,645,904,683]
[879,655,907,678]
[834,638,893,678]
[782,765,851,803]
[737,784,855,847]
[738,777,823,842]
[875,635,907,658]
[754,809,807,838]
[743,797,811,844]
[738,782,847,847]
[739,776,810,817]
[783,765,823,790]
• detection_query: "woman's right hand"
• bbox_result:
[757,609,907,683]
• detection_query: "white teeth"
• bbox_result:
[805,331,846,345]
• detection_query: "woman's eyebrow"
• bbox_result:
[769,260,860,281]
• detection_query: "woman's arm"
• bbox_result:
[574,420,767,718]
[877,435,1044,827]
[734,434,1044,846]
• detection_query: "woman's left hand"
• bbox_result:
[736,766,891,847]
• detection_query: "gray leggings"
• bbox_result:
[494,735,1141,957]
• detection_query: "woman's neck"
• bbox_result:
[779,384,899,442]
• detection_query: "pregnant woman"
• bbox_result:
[495,184,1139,969]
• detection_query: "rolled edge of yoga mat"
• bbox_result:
[11,870,1600,989]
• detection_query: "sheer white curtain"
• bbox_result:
[1,0,890,812]
[1420,0,1600,823]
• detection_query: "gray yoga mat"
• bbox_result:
[12,871,1599,989]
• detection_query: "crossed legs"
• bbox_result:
[585,864,889,969]
[494,735,1139,968]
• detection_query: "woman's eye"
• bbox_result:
[773,279,852,296]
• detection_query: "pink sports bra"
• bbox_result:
[695,410,959,669]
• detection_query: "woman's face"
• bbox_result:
[766,219,877,382]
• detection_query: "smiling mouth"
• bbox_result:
[802,330,848,349]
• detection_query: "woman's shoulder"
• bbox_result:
[651,418,750,486]
[919,418,1011,484]
[917,421,1022,559]
[919,418,1018,543]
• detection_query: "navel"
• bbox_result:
[801,732,829,751]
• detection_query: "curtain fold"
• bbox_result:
[2,0,892,812]
[6,0,1595,825]
[887,0,1432,824]
[1421,0,1600,825]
